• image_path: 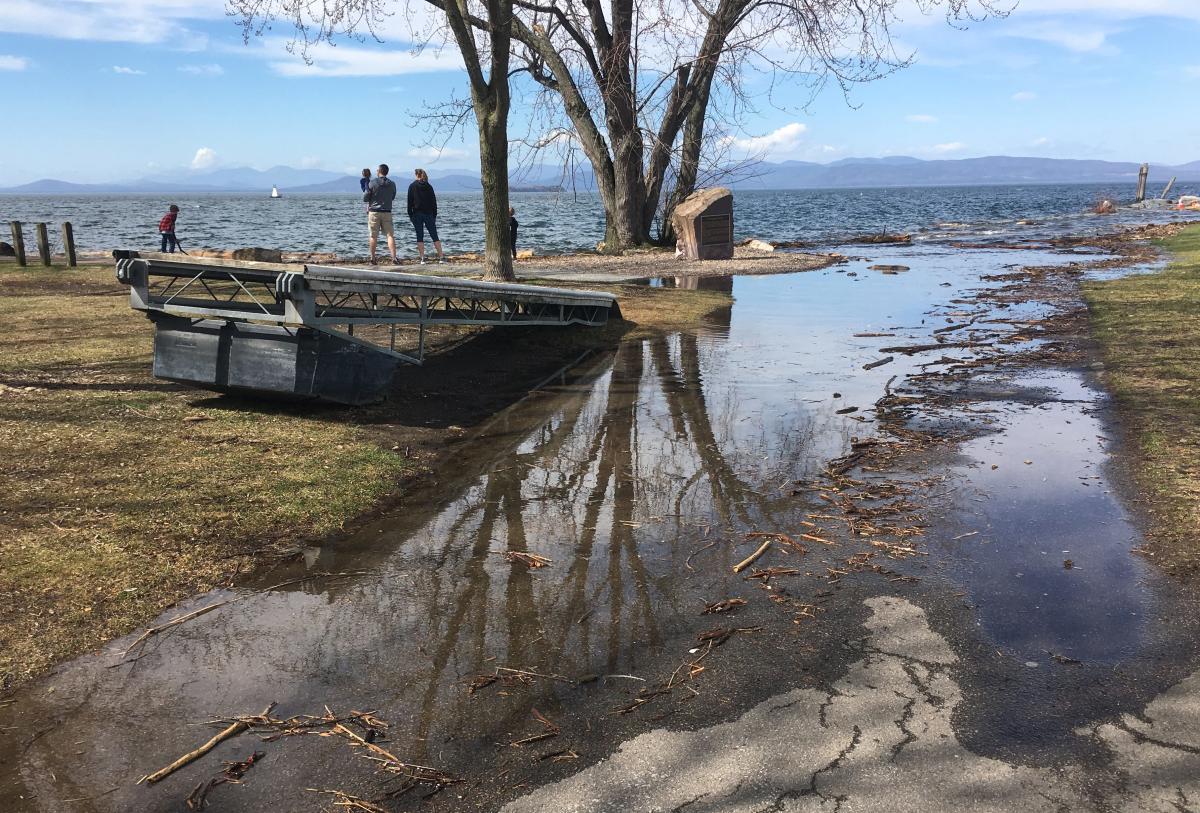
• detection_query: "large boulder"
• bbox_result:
[0,242,14,257]
[671,187,734,260]
[231,247,283,263]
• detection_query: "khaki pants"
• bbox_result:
[368,211,395,238]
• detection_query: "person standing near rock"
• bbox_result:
[363,164,398,265]
[407,168,444,264]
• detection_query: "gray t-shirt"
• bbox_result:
[364,176,397,212]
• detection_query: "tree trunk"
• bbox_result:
[478,101,514,281]
[660,69,717,246]
[609,133,652,247]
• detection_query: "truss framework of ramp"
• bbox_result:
[116,253,618,362]
[113,252,619,403]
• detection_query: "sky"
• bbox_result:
[1,0,1199,185]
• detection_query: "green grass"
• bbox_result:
[1083,225,1200,575]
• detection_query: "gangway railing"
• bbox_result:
[114,252,619,404]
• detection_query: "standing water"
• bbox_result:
[2,238,1194,811]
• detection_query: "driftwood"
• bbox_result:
[142,703,275,784]
[863,356,894,370]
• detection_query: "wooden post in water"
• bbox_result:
[62,222,77,266]
[9,221,27,267]
[1160,177,1177,200]
[35,222,51,267]
[1135,163,1149,203]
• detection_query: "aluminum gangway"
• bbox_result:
[114,251,619,404]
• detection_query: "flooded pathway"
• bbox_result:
[3,243,1199,812]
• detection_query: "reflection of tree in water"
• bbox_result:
[406,334,800,753]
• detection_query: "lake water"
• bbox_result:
[2,182,1197,258]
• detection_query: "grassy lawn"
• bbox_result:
[0,262,733,692]
[0,264,419,690]
[1083,225,1200,576]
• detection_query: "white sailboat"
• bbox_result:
[270,185,282,199]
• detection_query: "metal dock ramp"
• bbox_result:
[114,252,619,404]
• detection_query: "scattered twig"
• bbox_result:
[503,551,553,568]
[685,538,721,570]
[330,723,459,785]
[732,540,772,573]
[142,703,275,784]
[307,789,388,813]
[508,708,561,747]
[184,751,265,810]
[701,598,747,615]
[120,572,365,662]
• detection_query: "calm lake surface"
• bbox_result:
[2,182,1197,257]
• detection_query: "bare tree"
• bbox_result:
[229,0,517,281]
[496,0,1008,250]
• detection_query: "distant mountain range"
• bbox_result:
[3,156,1198,194]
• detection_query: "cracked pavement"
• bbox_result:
[502,597,1200,813]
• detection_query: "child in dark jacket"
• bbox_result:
[360,169,371,194]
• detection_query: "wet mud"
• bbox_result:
[3,233,1200,812]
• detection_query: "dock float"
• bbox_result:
[114,252,619,404]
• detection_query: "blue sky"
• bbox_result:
[1,0,1199,185]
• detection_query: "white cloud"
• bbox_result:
[1184,65,1200,79]
[0,0,223,44]
[190,147,218,170]
[180,63,223,75]
[0,55,29,71]
[906,114,938,124]
[1004,21,1113,53]
[112,65,145,75]
[1031,136,1052,147]
[268,41,463,77]
[407,146,470,162]
[1012,91,1038,102]
[725,122,808,155]
[932,142,966,154]
[298,156,323,169]
[997,0,1200,21]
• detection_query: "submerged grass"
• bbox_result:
[1083,225,1200,575]
[0,261,730,691]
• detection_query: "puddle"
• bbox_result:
[0,242,1194,811]
[936,370,1151,663]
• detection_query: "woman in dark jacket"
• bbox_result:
[407,168,445,264]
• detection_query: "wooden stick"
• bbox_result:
[142,703,275,784]
[732,540,772,573]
